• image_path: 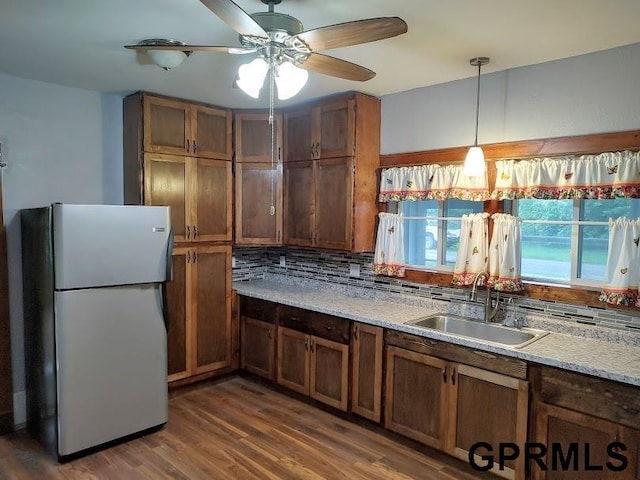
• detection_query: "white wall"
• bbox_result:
[0,73,123,425]
[381,42,640,154]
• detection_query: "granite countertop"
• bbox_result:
[234,277,640,387]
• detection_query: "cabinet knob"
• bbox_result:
[310,338,315,352]
[451,368,456,385]
[186,139,190,152]
[304,337,309,351]
[186,225,191,239]
[193,225,198,239]
[353,324,358,340]
[193,140,197,154]
[442,366,447,383]
[186,251,191,263]
[268,328,272,339]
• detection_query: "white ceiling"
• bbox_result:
[1,0,639,109]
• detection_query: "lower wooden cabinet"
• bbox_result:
[351,322,383,422]
[241,317,276,380]
[385,346,528,480]
[166,245,232,383]
[533,402,639,480]
[277,326,349,411]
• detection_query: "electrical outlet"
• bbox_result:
[279,255,286,267]
[349,263,360,278]
[231,256,236,268]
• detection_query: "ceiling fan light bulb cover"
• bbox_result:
[275,61,308,100]
[236,58,269,98]
[464,146,486,177]
[147,50,188,70]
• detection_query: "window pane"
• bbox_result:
[443,200,484,266]
[402,200,439,268]
[580,199,640,281]
[518,199,572,282]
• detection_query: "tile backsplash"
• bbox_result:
[232,247,640,333]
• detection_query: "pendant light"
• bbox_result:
[464,57,490,177]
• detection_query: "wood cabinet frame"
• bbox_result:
[351,323,383,422]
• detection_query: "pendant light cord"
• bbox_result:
[473,61,481,147]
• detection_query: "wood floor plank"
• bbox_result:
[0,377,499,479]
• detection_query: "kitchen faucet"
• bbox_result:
[470,271,500,323]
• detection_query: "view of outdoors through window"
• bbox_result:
[518,198,640,283]
[401,200,483,269]
[402,198,640,285]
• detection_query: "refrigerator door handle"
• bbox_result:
[160,229,174,332]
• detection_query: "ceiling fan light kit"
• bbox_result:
[135,39,192,71]
[464,56,490,177]
[125,0,408,99]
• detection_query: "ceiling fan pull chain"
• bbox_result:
[269,57,276,217]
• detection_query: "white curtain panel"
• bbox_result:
[492,151,640,199]
[488,213,524,292]
[379,164,489,202]
[452,212,489,286]
[600,218,640,306]
[373,213,406,277]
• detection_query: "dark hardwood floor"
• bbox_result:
[0,377,495,479]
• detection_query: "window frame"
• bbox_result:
[379,129,640,310]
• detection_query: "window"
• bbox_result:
[516,198,640,285]
[400,200,484,270]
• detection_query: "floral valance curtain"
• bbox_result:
[451,213,489,286]
[488,214,524,292]
[373,213,405,277]
[492,151,640,200]
[600,218,640,306]
[379,164,489,202]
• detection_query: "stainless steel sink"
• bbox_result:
[405,313,548,348]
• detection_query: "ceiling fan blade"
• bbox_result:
[300,53,375,82]
[199,0,267,38]
[294,17,407,51]
[125,44,255,54]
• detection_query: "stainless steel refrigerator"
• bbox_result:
[21,203,172,460]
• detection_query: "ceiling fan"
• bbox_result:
[125,0,408,98]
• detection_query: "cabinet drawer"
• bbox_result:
[531,364,640,430]
[278,305,311,332]
[308,312,350,344]
[240,296,277,324]
[385,330,527,380]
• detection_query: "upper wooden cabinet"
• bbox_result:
[142,153,232,243]
[234,112,283,245]
[142,94,232,160]
[282,93,380,252]
[284,96,358,161]
[124,93,233,243]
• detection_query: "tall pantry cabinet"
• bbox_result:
[123,92,233,385]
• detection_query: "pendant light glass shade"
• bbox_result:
[464,57,490,177]
[464,146,486,177]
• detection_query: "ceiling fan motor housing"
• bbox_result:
[250,12,303,35]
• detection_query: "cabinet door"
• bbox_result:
[235,162,282,245]
[451,364,529,480]
[192,158,232,242]
[166,247,191,382]
[235,112,282,163]
[284,108,313,161]
[192,246,232,375]
[192,104,232,160]
[315,98,355,159]
[241,317,275,380]
[283,161,315,246]
[143,96,190,156]
[315,157,353,250]
[309,336,349,411]
[351,323,383,422]
[277,327,310,395]
[385,346,449,450]
[533,402,639,480]
[143,153,190,243]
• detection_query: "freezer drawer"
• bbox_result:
[53,204,170,290]
[54,285,168,457]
